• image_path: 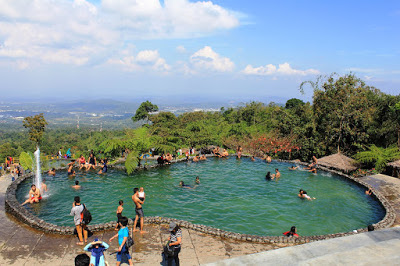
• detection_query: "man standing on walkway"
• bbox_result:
[132,187,146,233]
[70,196,88,245]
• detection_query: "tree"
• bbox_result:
[390,101,400,148]
[22,113,48,146]
[305,73,378,154]
[354,145,400,172]
[132,101,159,122]
[285,98,305,109]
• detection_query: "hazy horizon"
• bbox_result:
[0,1,399,101]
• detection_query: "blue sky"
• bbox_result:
[0,0,399,103]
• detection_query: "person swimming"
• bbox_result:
[298,189,316,200]
[283,226,299,237]
[72,180,81,189]
[289,165,298,170]
[179,181,193,189]
[48,168,56,176]
[195,176,200,184]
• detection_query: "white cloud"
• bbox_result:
[0,0,240,69]
[176,45,186,53]
[242,63,320,76]
[107,49,170,72]
[190,46,234,72]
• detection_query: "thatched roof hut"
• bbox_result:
[388,160,400,178]
[317,153,358,173]
[388,160,400,169]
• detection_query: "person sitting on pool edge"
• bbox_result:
[22,184,42,205]
[283,226,299,238]
[67,160,76,176]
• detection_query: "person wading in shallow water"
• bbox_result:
[132,187,146,233]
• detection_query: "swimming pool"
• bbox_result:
[16,157,385,236]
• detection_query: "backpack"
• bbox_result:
[81,204,92,225]
[125,235,134,248]
[163,241,174,257]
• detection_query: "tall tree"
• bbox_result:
[22,113,48,146]
[304,73,378,154]
[132,101,159,122]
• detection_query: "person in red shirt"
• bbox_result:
[283,226,299,238]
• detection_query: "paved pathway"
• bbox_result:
[205,226,400,266]
[359,174,400,226]
[0,174,287,265]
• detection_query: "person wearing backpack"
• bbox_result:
[109,216,133,266]
[70,196,88,246]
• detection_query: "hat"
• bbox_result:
[168,222,176,232]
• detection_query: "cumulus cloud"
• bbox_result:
[108,49,170,72]
[242,63,320,76]
[0,0,240,69]
[190,46,234,72]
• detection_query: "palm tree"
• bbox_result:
[354,145,400,172]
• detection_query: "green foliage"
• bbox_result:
[19,152,34,170]
[132,101,159,122]
[285,98,305,109]
[312,73,378,153]
[22,113,48,145]
[354,145,400,172]
[125,150,139,175]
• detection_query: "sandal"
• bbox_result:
[76,242,84,246]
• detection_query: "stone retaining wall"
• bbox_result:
[5,156,396,244]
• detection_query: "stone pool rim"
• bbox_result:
[5,156,396,244]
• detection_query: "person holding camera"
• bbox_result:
[70,196,88,245]
[84,238,109,266]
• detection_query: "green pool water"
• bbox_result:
[17,157,385,236]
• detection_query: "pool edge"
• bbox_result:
[5,157,396,244]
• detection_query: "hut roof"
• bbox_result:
[388,160,400,169]
[317,153,357,172]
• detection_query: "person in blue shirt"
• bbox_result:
[84,238,109,266]
[109,216,133,266]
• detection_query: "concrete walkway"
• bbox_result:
[0,174,287,265]
[205,226,400,266]
[359,174,400,226]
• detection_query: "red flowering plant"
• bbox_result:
[249,135,301,159]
